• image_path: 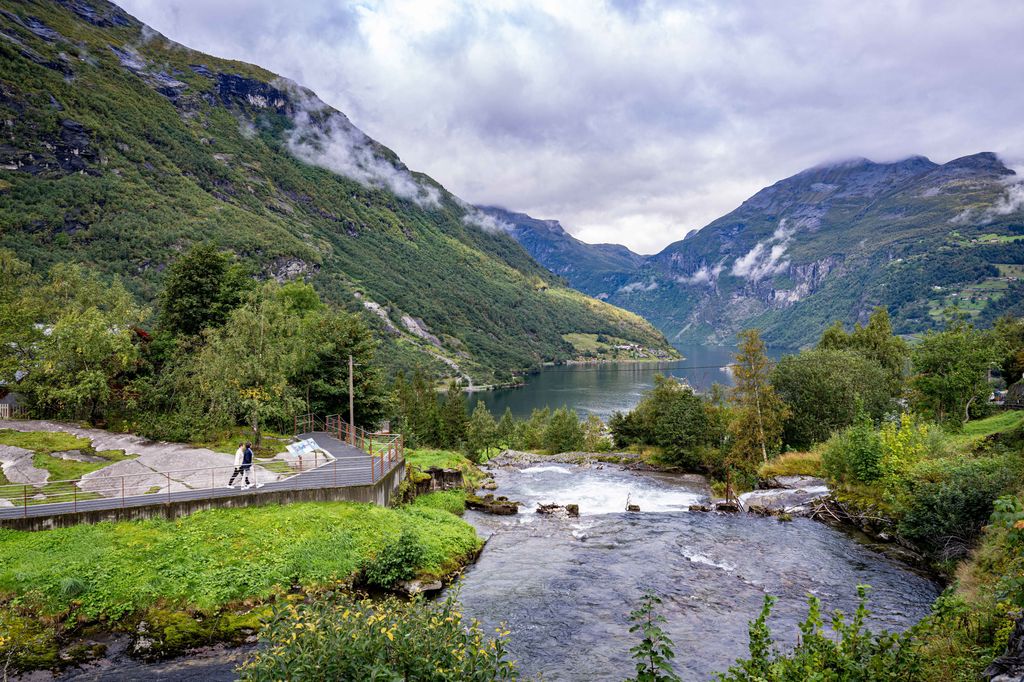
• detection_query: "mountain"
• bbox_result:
[0,0,676,383]
[500,155,1024,347]
[478,206,644,295]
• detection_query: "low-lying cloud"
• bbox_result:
[731,221,795,282]
[279,79,440,208]
[121,0,1024,253]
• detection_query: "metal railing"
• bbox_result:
[295,413,405,483]
[0,450,382,518]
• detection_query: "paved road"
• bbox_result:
[0,431,401,521]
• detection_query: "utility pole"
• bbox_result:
[348,354,355,445]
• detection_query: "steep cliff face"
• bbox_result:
[0,0,675,381]
[501,154,1024,347]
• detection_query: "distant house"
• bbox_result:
[1006,382,1024,410]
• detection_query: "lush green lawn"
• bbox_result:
[0,502,481,621]
[412,490,467,516]
[30,449,135,483]
[951,410,1024,446]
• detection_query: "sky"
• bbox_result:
[119,0,1024,254]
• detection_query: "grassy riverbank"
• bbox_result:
[0,500,481,670]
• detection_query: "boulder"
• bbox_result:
[466,494,519,515]
[566,504,579,517]
[714,501,740,513]
[689,504,711,512]
[626,504,641,512]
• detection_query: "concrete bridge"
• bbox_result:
[0,422,405,531]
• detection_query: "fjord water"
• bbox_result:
[457,465,938,681]
[468,344,781,419]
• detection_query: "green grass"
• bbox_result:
[0,430,91,454]
[996,264,1024,278]
[30,449,135,483]
[412,490,467,516]
[759,450,824,479]
[406,448,482,487]
[0,501,481,621]
[950,410,1024,446]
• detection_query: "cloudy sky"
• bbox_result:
[120,0,1024,254]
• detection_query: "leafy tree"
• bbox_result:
[543,406,584,454]
[729,330,788,464]
[0,250,44,388]
[992,315,1024,386]
[583,414,609,452]
[465,402,498,463]
[910,320,1002,425]
[818,307,909,395]
[19,265,147,423]
[158,243,251,337]
[184,282,307,441]
[772,349,893,449]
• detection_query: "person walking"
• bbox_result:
[242,441,263,489]
[227,442,250,489]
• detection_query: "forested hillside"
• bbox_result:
[0,0,673,384]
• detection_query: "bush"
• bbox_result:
[758,450,823,479]
[360,528,425,589]
[717,586,920,681]
[897,455,1024,561]
[240,591,517,681]
[822,418,884,485]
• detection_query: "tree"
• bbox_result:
[543,406,584,454]
[466,402,498,462]
[772,349,894,449]
[729,330,788,464]
[185,282,307,441]
[20,264,147,423]
[583,414,608,452]
[993,315,1024,386]
[496,407,516,447]
[439,381,467,449]
[910,320,1002,426]
[159,243,251,337]
[0,250,44,388]
[818,308,909,397]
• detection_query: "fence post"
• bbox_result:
[121,477,125,509]
[22,485,27,518]
[74,484,77,513]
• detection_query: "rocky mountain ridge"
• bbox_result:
[495,153,1024,346]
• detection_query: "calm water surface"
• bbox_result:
[469,344,783,419]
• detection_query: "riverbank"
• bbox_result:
[0,499,482,673]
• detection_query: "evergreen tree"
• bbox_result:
[466,402,498,463]
[543,406,584,454]
[496,407,516,447]
[729,329,788,464]
[440,381,468,449]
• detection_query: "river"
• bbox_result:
[468,344,783,419]
[456,464,939,681]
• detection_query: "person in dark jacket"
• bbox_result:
[227,442,249,489]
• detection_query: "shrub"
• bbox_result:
[822,418,883,485]
[360,527,425,589]
[240,591,517,681]
[897,455,1024,561]
[717,586,920,681]
[626,592,681,682]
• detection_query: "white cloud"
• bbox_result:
[278,79,440,207]
[731,219,795,281]
[617,280,658,294]
[462,209,513,233]
[676,263,724,286]
[120,0,1024,253]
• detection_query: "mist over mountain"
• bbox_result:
[497,154,1024,346]
[0,0,675,383]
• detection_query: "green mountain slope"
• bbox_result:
[0,0,675,383]
[503,155,1024,347]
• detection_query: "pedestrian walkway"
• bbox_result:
[0,425,404,523]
